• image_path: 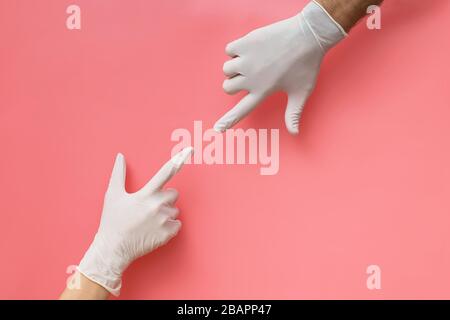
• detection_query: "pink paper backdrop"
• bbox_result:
[1,0,450,299]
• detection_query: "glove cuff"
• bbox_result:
[77,233,128,296]
[301,1,347,53]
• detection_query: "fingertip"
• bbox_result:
[286,125,299,135]
[113,152,126,170]
[285,121,300,135]
[222,62,228,74]
[171,146,193,169]
[225,43,235,56]
[222,80,230,94]
[115,153,126,171]
[285,110,301,136]
[180,146,194,162]
[181,146,194,157]
[213,122,226,133]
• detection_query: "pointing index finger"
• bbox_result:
[214,93,264,132]
[139,147,193,195]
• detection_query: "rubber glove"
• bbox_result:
[214,0,347,135]
[77,147,193,296]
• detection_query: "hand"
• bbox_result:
[77,147,193,296]
[214,1,346,135]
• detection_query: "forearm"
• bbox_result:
[316,0,384,32]
[60,271,110,300]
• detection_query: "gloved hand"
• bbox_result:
[214,0,347,135]
[77,147,193,296]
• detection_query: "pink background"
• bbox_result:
[1,0,450,299]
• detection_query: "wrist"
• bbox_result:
[314,0,383,32]
[315,0,354,32]
[300,1,347,53]
[77,233,129,296]
[60,271,110,300]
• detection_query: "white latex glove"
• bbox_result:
[77,147,193,296]
[214,0,347,135]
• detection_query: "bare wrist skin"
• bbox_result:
[59,271,110,300]
[316,0,384,32]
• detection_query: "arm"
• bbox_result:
[59,147,193,299]
[215,0,385,135]
[60,271,109,300]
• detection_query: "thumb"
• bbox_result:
[285,92,308,135]
[107,153,126,195]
